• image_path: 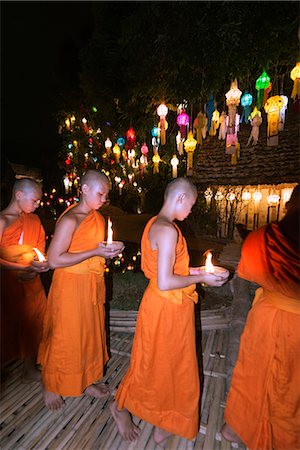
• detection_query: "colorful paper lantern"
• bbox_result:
[290,62,300,100]
[240,92,253,124]
[255,71,271,109]
[117,137,125,147]
[264,95,285,146]
[113,144,121,163]
[225,79,242,158]
[170,154,179,178]
[157,103,168,145]
[184,131,197,176]
[177,111,189,139]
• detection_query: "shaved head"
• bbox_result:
[80,170,109,188]
[12,178,42,194]
[164,177,197,200]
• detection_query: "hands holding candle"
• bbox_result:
[98,217,125,259]
[189,250,230,287]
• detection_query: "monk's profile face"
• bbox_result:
[175,191,197,221]
[16,188,42,214]
[83,179,110,210]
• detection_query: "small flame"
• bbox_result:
[32,247,46,262]
[205,251,215,273]
[107,218,113,244]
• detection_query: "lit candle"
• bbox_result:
[200,250,229,275]
[32,247,46,262]
[107,218,113,244]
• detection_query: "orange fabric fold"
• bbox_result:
[37,209,108,396]
[0,213,47,362]
[115,216,200,440]
[225,223,300,450]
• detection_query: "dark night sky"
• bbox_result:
[1,2,93,173]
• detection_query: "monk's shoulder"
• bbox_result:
[94,210,105,226]
[150,218,177,239]
[28,212,42,225]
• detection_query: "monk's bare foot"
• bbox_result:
[84,383,110,399]
[43,387,65,411]
[153,427,172,447]
[221,423,243,444]
[109,400,140,441]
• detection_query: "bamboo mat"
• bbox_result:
[0,314,245,450]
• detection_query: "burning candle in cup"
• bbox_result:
[200,250,229,276]
[107,217,113,245]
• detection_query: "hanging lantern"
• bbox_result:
[184,131,197,176]
[218,111,227,140]
[214,191,224,202]
[105,138,112,155]
[152,153,161,174]
[70,115,76,125]
[157,103,168,145]
[126,127,136,150]
[242,191,251,202]
[209,109,220,136]
[170,154,179,178]
[176,131,184,155]
[264,95,285,146]
[290,62,300,100]
[255,71,271,109]
[151,127,160,137]
[113,144,121,163]
[267,193,280,206]
[65,118,71,130]
[127,149,136,166]
[225,79,242,157]
[82,117,87,125]
[240,92,253,124]
[117,137,125,148]
[226,192,236,202]
[205,95,215,132]
[278,96,288,131]
[252,191,262,202]
[247,107,262,147]
[176,111,189,140]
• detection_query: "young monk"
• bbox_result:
[110,177,229,444]
[222,185,300,450]
[37,170,124,410]
[0,178,48,382]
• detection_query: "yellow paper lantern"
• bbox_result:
[152,154,161,174]
[113,144,121,163]
[184,131,197,175]
[290,62,300,100]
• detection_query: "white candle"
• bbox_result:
[107,218,113,244]
[32,247,46,262]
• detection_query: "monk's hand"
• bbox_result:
[30,260,50,273]
[18,267,37,281]
[97,241,125,259]
[200,271,230,287]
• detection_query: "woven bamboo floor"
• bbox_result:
[0,308,246,450]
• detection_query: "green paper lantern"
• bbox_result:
[255,71,270,91]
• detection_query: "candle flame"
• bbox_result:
[107,218,113,244]
[32,247,46,262]
[205,251,215,273]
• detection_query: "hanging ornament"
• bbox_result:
[176,111,189,140]
[176,131,184,155]
[264,95,285,147]
[152,153,161,174]
[218,111,227,140]
[225,79,242,158]
[157,103,168,145]
[105,138,112,155]
[204,188,213,208]
[240,92,253,124]
[113,144,121,163]
[246,107,262,147]
[205,95,215,132]
[126,127,136,150]
[170,154,179,178]
[117,137,125,148]
[255,71,271,109]
[290,62,300,100]
[278,95,288,131]
[209,109,220,136]
[184,131,197,176]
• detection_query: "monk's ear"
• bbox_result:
[15,190,24,201]
[81,183,89,195]
[178,192,186,203]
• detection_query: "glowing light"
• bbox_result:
[255,71,271,90]
[252,191,262,202]
[226,193,236,202]
[32,248,46,262]
[267,194,280,205]
[205,251,215,274]
[82,118,87,125]
[107,218,113,244]
[281,188,293,203]
[157,103,168,117]
[215,191,224,202]
[242,191,251,201]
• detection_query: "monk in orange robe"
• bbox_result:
[222,185,300,450]
[110,177,229,444]
[37,170,124,410]
[0,178,48,382]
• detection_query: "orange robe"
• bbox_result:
[115,217,200,440]
[37,208,108,397]
[224,223,300,450]
[0,213,47,363]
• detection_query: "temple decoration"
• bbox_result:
[141,143,149,163]
[151,126,160,153]
[170,154,179,178]
[240,92,253,124]
[290,62,300,100]
[205,95,215,132]
[127,149,136,166]
[255,71,271,109]
[246,107,262,147]
[177,110,189,140]
[65,118,71,130]
[152,153,161,174]
[225,79,242,162]
[105,138,112,155]
[184,131,197,176]
[204,188,213,208]
[126,127,136,150]
[157,103,168,145]
[117,137,125,148]
[209,109,220,136]
[218,111,227,140]
[278,95,288,131]
[176,131,184,155]
[264,95,285,146]
[113,143,121,163]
